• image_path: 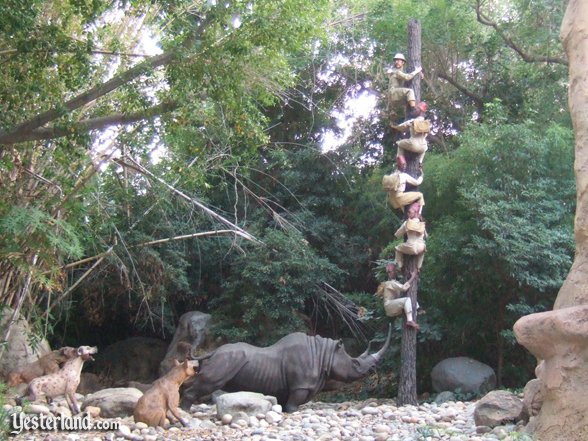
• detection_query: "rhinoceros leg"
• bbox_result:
[284,388,312,412]
[180,349,248,410]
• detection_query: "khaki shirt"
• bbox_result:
[388,68,419,89]
[377,280,411,301]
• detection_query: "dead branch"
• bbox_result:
[131,229,254,248]
[113,156,260,244]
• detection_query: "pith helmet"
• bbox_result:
[393,53,406,61]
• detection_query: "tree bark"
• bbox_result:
[512,3,588,440]
[396,19,422,407]
[555,0,588,309]
[406,19,422,104]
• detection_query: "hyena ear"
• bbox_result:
[173,359,181,366]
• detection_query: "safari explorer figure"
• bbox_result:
[386,53,423,114]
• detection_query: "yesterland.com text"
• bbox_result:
[10,412,120,435]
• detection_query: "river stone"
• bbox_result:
[473,390,526,428]
[82,387,143,418]
[215,391,277,418]
[431,357,496,394]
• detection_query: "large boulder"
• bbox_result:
[159,311,212,375]
[215,391,277,418]
[431,356,496,394]
[81,387,143,418]
[92,337,167,385]
[0,308,51,378]
[474,390,527,428]
[514,305,588,441]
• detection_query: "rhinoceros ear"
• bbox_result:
[336,339,343,348]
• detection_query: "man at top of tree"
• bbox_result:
[387,53,423,114]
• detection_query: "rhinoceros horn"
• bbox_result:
[369,323,392,362]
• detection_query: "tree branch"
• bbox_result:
[0,51,175,145]
[437,71,485,111]
[475,0,567,66]
[132,230,253,248]
[1,101,178,144]
[0,48,152,58]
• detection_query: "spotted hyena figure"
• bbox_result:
[19,346,98,414]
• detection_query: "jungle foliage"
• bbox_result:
[0,0,574,392]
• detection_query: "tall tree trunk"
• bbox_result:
[513,3,588,440]
[397,19,422,407]
[555,1,588,309]
[406,19,422,104]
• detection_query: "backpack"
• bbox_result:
[382,173,401,192]
[413,119,431,134]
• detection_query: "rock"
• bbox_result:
[27,404,51,414]
[373,424,390,433]
[84,406,101,418]
[82,387,143,418]
[522,378,544,418]
[221,414,233,425]
[434,391,456,404]
[116,424,142,441]
[125,381,152,393]
[361,406,380,415]
[92,337,168,385]
[159,311,213,375]
[514,305,588,441]
[215,391,276,418]
[0,308,52,377]
[265,410,282,424]
[117,425,132,437]
[431,357,496,394]
[53,405,73,418]
[474,390,526,428]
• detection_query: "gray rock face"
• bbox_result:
[0,308,51,376]
[215,391,277,418]
[473,390,526,428]
[159,311,212,375]
[431,356,496,394]
[81,387,143,418]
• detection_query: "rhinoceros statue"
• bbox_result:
[181,326,392,412]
